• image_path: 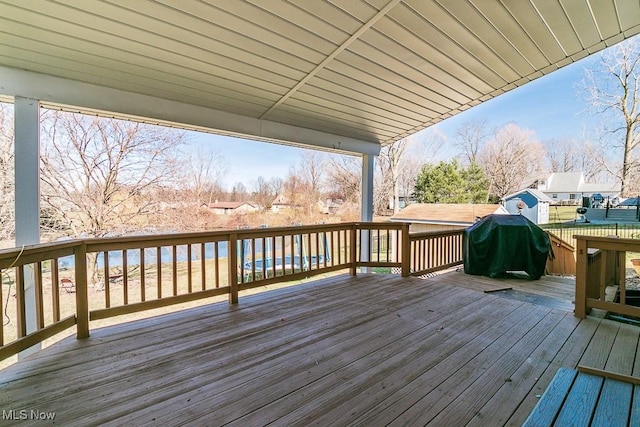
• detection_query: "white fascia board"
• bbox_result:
[0,66,380,156]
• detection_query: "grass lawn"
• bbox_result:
[548,205,582,223]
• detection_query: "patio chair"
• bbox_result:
[60,278,75,294]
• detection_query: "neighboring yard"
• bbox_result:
[542,205,640,271]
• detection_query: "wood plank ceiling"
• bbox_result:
[1,0,639,151]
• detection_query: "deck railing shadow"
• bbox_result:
[0,223,465,362]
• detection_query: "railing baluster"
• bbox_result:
[229,234,238,304]
[280,235,286,277]
[251,239,256,281]
[187,244,192,294]
[214,242,219,289]
[140,249,146,302]
[308,233,313,269]
[75,243,89,339]
[349,227,357,275]
[239,239,245,283]
[322,232,327,268]
[575,238,588,318]
[35,262,44,330]
[272,236,277,277]
[201,243,206,291]
[157,247,162,299]
[50,257,61,322]
[123,249,128,305]
[315,232,320,269]
[16,266,26,338]
[262,237,266,279]
[172,246,177,296]
[104,251,110,308]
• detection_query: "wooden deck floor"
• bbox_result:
[1,272,639,426]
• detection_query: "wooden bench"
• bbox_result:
[523,367,640,426]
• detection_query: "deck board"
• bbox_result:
[505,316,600,426]
[1,272,639,426]
[466,310,579,426]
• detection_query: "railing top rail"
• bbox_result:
[574,235,640,245]
[409,229,464,240]
[0,222,403,261]
[238,222,358,238]
[84,232,233,252]
[0,240,81,269]
[354,222,405,230]
[84,223,363,250]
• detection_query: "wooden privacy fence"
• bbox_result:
[0,223,465,362]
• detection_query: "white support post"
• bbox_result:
[360,154,375,271]
[14,97,41,357]
[361,154,374,222]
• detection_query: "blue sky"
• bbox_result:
[434,56,597,142]
[189,51,603,191]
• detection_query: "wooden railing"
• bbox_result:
[408,230,464,276]
[0,222,466,362]
[0,240,85,360]
[575,235,640,319]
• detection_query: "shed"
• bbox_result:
[503,189,553,225]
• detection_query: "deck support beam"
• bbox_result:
[2,66,380,156]
[14,96,41,357]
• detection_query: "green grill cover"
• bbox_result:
[463,214,550,280]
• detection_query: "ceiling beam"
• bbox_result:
[259,0,403,120]
[0,66,380,156]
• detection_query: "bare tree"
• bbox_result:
[40,111,186,238]
[582,37,640,196]
[230,182,249,202]
[181,145,226,207]
[575,132,611,183]
[377,138,409,214]
[252,176,275,211]
[544,138,580,173]
[479,123,545,199]
[270,176,284,198]
[326,155,361,204]
[454,119,490,165]
[0,103,14,241]
[300,151,325,199]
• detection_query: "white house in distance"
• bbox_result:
[390,203,509,233]
[526,172,620,205]
[205,201,258,215]
[271,194,296,213]
[502,189,554,224]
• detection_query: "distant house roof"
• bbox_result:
[531,172,621,194]
[206,201,255,210]
[272,194,289,205]
[546,172,584,192]
[390,203,508,226]
[578,182,621,194]
[503,188,554,203]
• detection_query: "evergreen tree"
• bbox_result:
[413,160,489,203]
